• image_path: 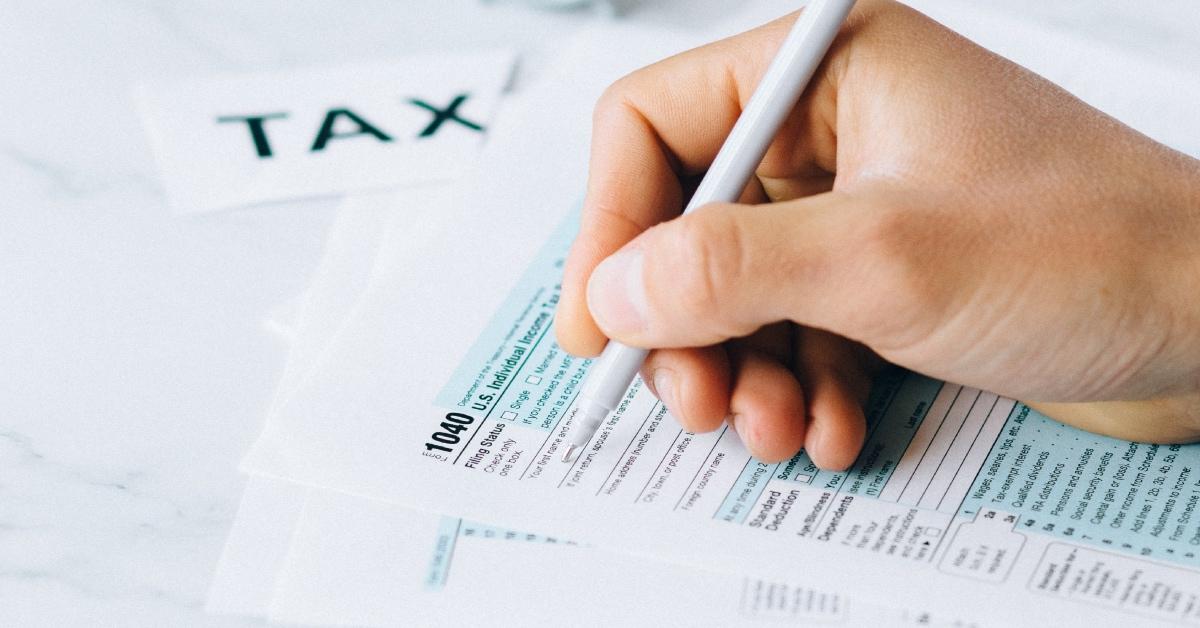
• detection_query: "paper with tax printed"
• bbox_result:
[136,49,514,214]
[206,189,974,626]
[242,21,1200,628]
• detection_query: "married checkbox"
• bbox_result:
[525,375,542,385]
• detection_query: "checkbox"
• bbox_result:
[525,375,542,385]
[795,474,812,483]
[501,410,518,420]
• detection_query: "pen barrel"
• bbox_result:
[579,341,650,415]
[684,0,856,214]
[563,0,855,457]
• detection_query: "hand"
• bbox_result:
[555,0,1200,469]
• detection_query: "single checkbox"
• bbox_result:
[501,410,518,420]
[525,375,542,385]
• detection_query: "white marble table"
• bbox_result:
[0,2,788,625]
[2,1,1195,626]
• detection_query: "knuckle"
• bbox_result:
[848,204,940,340]
[593,74,637,123]
[855,203,909,265]
[659,209,746,332]
[583,195,644,238]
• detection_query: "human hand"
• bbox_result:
[555,0,1200,468]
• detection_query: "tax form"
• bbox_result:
[243,21,1200,628]
[215,477,974,627]
[209,191,975,626]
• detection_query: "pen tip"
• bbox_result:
[561,444,577,463]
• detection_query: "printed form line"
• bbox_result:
[452,307,554,465]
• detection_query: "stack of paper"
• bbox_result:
[201,5,1200,627]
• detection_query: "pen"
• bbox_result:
[562,0,857,463]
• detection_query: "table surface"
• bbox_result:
[2,1,1196,626]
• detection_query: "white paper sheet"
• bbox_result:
[209,184,457,615]
[205,477,308,617]
[206,177,972,627]
[135,50,514,214]
[273,485,980,627]
[206,191,406,615]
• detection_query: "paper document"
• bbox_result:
[208,191,419,615]
[209,189,976,627]
[251,208,1200,626]
[213,477,978,627]
[136,51,513,214]
[243,22,1200,628]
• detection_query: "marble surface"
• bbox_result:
[1,1,1196,626]
[0,2,788,625]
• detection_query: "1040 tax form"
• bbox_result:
[211,192,976,627]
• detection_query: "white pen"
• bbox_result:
[561,0,857,463]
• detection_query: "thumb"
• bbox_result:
[585,191,916,349]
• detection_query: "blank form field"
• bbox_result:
[878,384,962,502]
[895,389,978,506]
[937,397,1016,514]
[916,391,997,512]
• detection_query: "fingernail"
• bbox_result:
[728,413,743,441]
[807,423,826,457]
[587,248,647,336]
[652,368,676,413]
[729,413,764,456]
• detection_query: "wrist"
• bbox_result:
[1033,396,1200,445]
